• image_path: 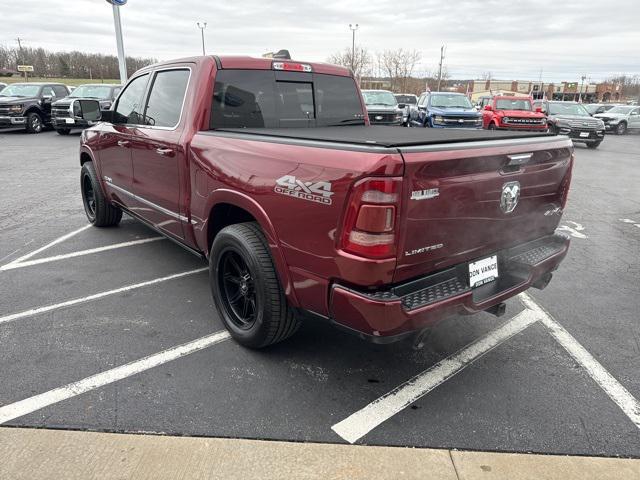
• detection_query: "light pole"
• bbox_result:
[106,0,128,84]
[578,75,586,103]
[349,23,358,73]
[197,22,207,56]
[436,45,445,92]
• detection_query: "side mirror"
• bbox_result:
[76,99,103,122]
[397,103,406,109]
[483,105,493,111]
[42,95,53,103]
[535,107,543,113]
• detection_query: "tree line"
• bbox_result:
[0,44,157,79]
[328,47,640,99]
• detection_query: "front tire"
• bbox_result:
[616,122,627,135]
[80,161,122,227]
[57,128,71,135]
[210,222,299,348]
[25,112,43,134]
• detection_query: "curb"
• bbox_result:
[0,427,638,479]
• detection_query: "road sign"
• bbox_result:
[17,65,34,72]
[106,0,128,5]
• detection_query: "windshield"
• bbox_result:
[583,104,600,114]
[0,84,40,97]
[495,98,532,111]
[69,85,114,99]
[362,91,397,107]
[548,103,590,116]
[609,106,634,114]
[395,95,417,105]
[429,94,473,109]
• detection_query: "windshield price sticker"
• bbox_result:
[469,255,499,288]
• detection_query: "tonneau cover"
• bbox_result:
[216,125,553,148]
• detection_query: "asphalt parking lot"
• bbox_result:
[1,128,639,458]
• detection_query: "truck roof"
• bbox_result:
[138,55,351,77]
[217,126,553,148]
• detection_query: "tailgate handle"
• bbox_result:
[507,153,533,166]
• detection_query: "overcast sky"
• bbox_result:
[2,0,639,82]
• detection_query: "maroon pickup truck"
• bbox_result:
[77,55,573,348]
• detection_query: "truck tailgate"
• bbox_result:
[394,136,573,283]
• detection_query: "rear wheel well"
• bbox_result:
[80,152,92,166]
[207,203,257,253]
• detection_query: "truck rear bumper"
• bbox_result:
[328,233,570,343]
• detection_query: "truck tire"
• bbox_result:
[57,128,71,135]
[80,161,122,227]
[25,112,43,134]
[210,222,300,348]
[616,122,627,135]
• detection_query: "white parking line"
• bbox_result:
[0,237,164,271]
[0,330,231,424]
[0,268,208,325]
[2,225,91,268]
[520,292,640,430]
[331,308,541,444]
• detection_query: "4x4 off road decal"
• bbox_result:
[274,175,334,205]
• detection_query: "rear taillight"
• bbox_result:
[340,177,402,259]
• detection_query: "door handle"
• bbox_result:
[155,147,174,157]
[117,140,130,148]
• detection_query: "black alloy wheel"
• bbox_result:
[26,112,43,133]
[218,249,257,330]
[81,172,97,221]
[210,222,299,348]
[79,161,122,227]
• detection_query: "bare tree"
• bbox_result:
[376,48,421,92]
[327,47,371,80]
[0,43,156,79]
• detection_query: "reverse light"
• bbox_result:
[272,61,312,72]
[341,177,402,259]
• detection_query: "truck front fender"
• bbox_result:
[201,189,299,307]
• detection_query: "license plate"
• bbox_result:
[469,255,499,288]
[65,118,74,124]
[579,131,589,137]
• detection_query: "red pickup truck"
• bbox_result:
[481,95,548,131]
[77,55,573,348]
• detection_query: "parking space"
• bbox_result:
[1,130,639,458]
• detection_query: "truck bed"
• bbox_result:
[216,125,553,148]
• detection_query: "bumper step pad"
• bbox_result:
[356,234,567,313]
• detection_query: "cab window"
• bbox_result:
[114,74,150,124]
[143,69,190,128]
[41,86,56,98]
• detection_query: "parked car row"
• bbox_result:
[0,82,120,134]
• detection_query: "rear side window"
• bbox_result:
[210,70,363,129]
[114,73,149,124]
[52,85,68,98]
[144,69,190,128]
